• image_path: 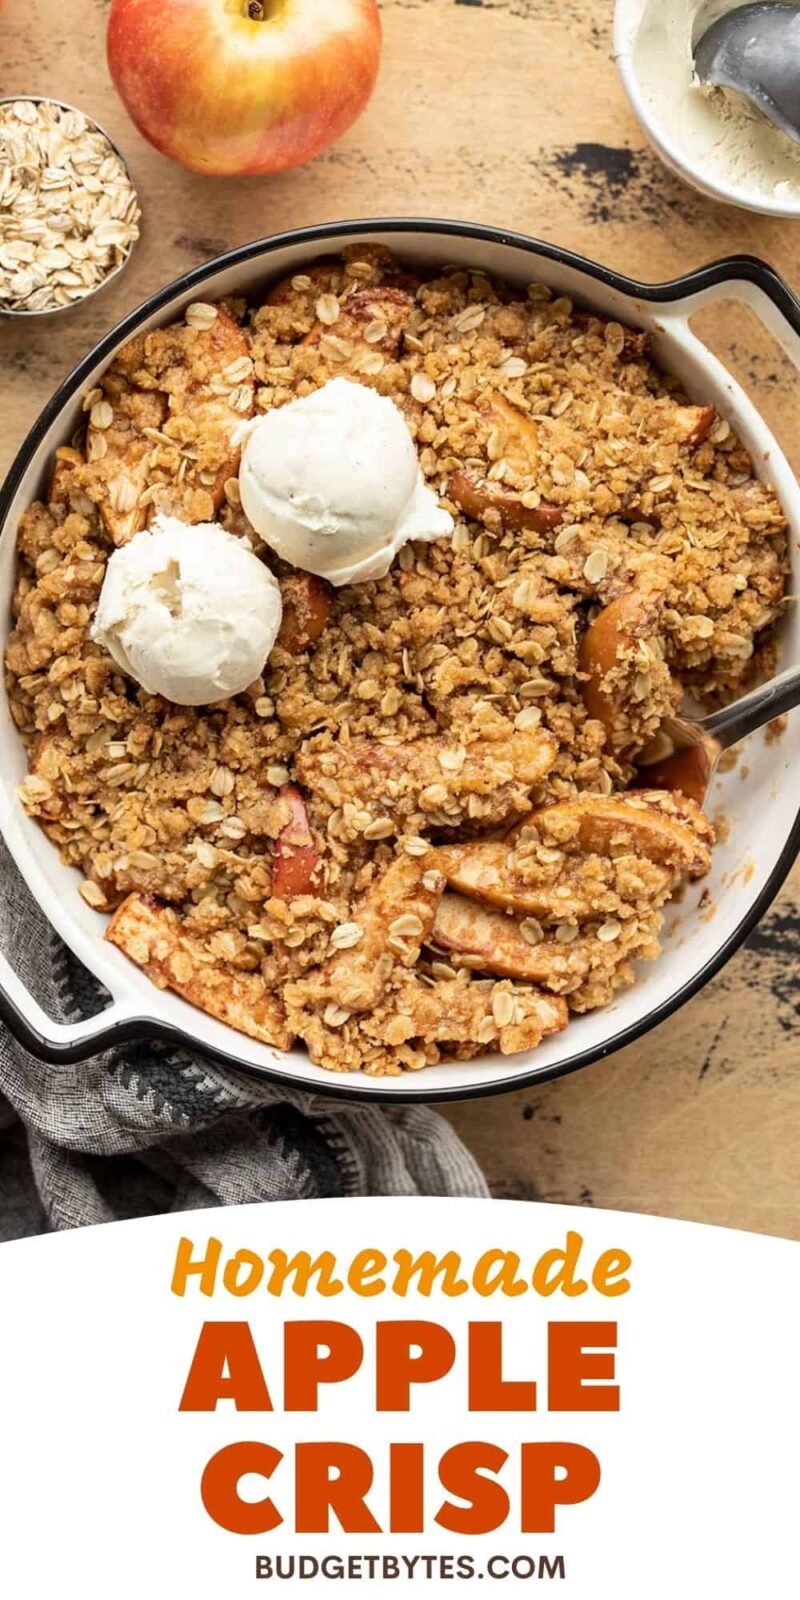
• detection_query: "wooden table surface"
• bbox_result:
[2,0,798,1237]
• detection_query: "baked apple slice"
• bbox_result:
[84,381,167,544]
[447,392,562,535]
[660,401,716,447]
[448,473,562,536]
[336,286,414,357]
[431,892,590,985]
[295,726,559,834]
[107,894,293,1049]
[579,585,678,752]
[18,734,70,821]
[433,833,679,926]
[301,284,415,369]
[265,260,345,307]
[636,743,714,807]
[488,393,539,475]
[84,308,251,545]
[290,850,445,1015]
[433,889,649,995]
[509,792,713,878]
[265,247,416,314]
[379,975,568,1055]
[431,891,662,1005]
[47,446,83,509]
[272,786,322,899]
[432,839,596,922]
[276,573,332,654]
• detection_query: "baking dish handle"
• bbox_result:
[665,259,800,371]
[0,948,147,1064]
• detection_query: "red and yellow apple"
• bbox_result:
[107,0,382,177]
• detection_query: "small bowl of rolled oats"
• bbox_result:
[0,97,141,317]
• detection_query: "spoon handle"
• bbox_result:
[701,661,800,749]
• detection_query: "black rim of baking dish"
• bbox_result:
[1,216,799,1102]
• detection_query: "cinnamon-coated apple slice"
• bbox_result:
[448,471,563,535]
[432,892,585,984]
[302,284,415,365]
[295,726,559,833]
[20,735,69,821]
[635,743,714,808]
[448,391,563,534]
[85,308,251,545]
[578,586,665,748]
[661,402,716,447]
[341,242,421,294]
[381,975,568,1054]
[107,893,294,1049]
[431,892,662,1000]
[84,377,167,545]
[47,446,83,508]
[509,793,713,878]
[265,248,417,315]
[488,392,540,475]
[276,573,333,654]
[434,835,677,924]
[432,839,599,922]
[272,785,322,899]
[339,285,415,356]
[297,850,445,1014]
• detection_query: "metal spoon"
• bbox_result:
[638,660,800,803]
[693,3,800,146]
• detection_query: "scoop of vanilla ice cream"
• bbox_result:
[238,377,453,586]
[91,515,283,707]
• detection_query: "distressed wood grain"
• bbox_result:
[1,0,798,1235]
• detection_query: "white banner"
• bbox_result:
[0,1198,796,1596]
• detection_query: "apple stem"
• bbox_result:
[245,0,265,17]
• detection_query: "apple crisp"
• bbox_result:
[6,245,788,1074]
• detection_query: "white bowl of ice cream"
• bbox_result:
[614,0,800,217]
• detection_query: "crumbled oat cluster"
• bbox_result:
[5,246,788,1074]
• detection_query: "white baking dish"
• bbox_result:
[1,220,798,1102]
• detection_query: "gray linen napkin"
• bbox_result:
[0,838,488,1235]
